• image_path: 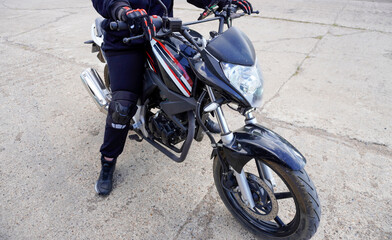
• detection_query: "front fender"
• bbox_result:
[216,124,306,172]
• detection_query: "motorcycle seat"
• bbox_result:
[95,17,105,38]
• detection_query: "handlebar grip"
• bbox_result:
[151,15,163,31]
[110,17,163,32]
[110,21,129,31]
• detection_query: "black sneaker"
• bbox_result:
[95,156,117,195]
[205,117,220,134]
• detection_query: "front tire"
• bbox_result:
[213,157,321,239]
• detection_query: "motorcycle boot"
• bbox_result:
[95,156,117,195]
[205,116,221,134]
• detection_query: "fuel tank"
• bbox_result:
[149,32,200,97]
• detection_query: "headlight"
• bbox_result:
[221,60,264,108]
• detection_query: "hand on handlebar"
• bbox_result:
[120,7,156,41]
[229,0,253,15]
[198,0,254,20]
[216,0,253,15]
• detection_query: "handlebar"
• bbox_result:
[109,9,259,44]
[109,21,144,43]
[110,15,163,31]
[110,16,164,44]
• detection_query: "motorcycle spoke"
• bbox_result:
[274,192,292,200]
[274,216,286,228]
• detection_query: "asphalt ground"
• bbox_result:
[0,0,391,239]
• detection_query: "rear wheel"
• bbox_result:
[213,157,321,239]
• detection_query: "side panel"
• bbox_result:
[218,124,306,172]
[144,69,197,116]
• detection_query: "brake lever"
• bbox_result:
[230,10,260,19]
[123,34,144,44]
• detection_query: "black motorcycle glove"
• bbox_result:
[234,0,253,14]
[218,0,253,15]
[110,1,130,20]
[116,6,156,41]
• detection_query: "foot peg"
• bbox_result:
[129,134,143,142]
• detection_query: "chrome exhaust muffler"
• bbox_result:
[80,68,111,114]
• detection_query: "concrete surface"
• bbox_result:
[0,0,391,239]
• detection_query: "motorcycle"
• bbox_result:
[81,1,321,239]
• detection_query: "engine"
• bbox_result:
[147,111,186,146]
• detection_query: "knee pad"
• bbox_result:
[108,91,139,129]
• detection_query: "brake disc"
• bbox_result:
[233,173,279,221]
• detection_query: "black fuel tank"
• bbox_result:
[150,33,199,97]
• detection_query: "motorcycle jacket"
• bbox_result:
[91,0,218,51]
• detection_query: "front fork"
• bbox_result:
[206,86,276,209]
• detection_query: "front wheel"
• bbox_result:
[213,157,321,239]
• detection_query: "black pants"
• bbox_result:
[100,48,146,158]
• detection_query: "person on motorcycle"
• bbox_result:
[91,0,253,195]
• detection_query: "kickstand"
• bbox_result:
[128,134,143,142]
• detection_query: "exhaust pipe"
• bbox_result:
[80,68,111,114]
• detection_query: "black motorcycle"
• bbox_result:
[81,1,320,239]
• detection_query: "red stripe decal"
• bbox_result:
[167,63,191,96]
[146,51,156,73]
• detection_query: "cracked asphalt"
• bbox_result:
[0,0,391,239]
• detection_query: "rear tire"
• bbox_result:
[213,157,321,239]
